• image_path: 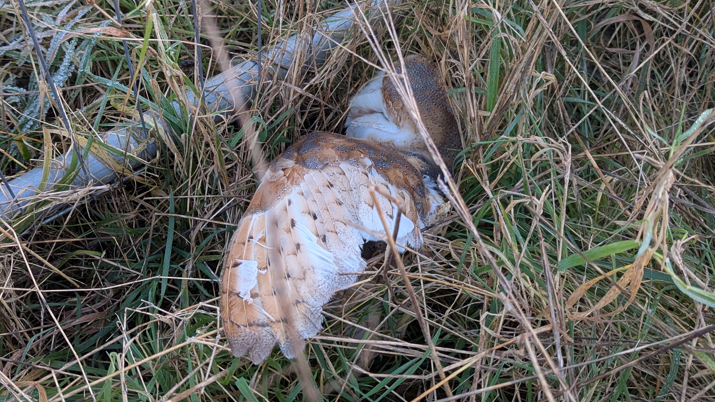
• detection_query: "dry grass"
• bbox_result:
[1,0,714,400]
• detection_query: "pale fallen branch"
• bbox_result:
[0,1,392,219]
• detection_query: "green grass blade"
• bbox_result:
[559,240,640,272]
[665,259,715,307]
[486,35,502,112]
[161,190,175,300]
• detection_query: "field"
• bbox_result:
[1,0,714,400]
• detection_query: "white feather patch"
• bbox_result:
[294,223,334,268]
[232,260,266,303]
[423,174,446,223]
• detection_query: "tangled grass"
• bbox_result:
[0,0,714,400]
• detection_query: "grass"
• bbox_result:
[1,0,714,400]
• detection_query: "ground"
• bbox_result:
[0,0,714,401]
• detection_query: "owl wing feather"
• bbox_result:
[221,132,440,364]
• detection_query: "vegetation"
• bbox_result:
[0,0,714,400]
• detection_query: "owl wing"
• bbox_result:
[221,132,441,364]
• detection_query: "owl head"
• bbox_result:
[345,55,461,172]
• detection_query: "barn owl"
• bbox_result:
[221,55,460,364]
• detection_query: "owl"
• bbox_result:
[221,55,460,364]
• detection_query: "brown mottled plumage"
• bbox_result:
[221,55,460,364]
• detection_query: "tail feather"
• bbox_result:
[298,181,328,249]
[297,177,361,294]
[285,190,331,308]
[307,170,363,286]
[222,214,278,363]
[263,207,294,353]
[279,200,323,342]
[302,172,347,267]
